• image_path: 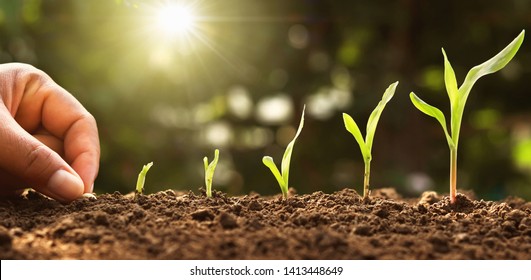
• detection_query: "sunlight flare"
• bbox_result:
[155,2,197,37]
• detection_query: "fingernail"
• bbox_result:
[47,170,84,201]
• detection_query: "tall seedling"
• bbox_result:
[263,106,305,199]
[410,30,525,204]
[343,82,398,198]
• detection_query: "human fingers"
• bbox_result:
[0,132,65,197]
[33,130,64,156]
[0,131,64,197]
[0,108,84,202]
[12,67,100,194]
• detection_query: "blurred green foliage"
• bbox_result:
[1,0,530,200]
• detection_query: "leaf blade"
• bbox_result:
[281,106,305,189]
[410,92,454,148]
[136,162,153,195]
[459,30,525,103]
[343,113,370,161]
[204,149,219,194]
[442,48,459,107]
[262,156,286,193]
[452,30,524,146]
[365,81,398,151]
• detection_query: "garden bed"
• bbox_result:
[0,188,530,259]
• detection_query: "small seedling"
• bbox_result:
[263,106,305,199]
[135,162,153,197]
[203,149,220,198]
[410,30,524,204]
[343,81,398,198]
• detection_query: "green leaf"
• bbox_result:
[281,106,305,188]
[262,106,305,198]
[262,156,286,192]
[203,157,208,171]
[442,48,459,107]
[204,149,219,197]
[451,30,525,145]
[460,30,525,104]
[343,82,397,163]
[135,162,153,195]
[366,81,398,151]
[343,113,370,162]
[410,92,454,148]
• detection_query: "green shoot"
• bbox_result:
[203,149,220,198]
[343,81,398,198]
[135,162,153,197]
[410,30,525,204]
[262,106,305,199]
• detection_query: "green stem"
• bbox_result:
[206,185,212,198]
[363,161,371,198]
[281,189,288,199]
[450,148,457,204]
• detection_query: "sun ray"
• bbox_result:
[156,2,196,36]
[132,0,293,91]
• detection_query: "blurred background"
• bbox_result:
[1,0,530,200]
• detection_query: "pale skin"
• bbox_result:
[0,63,100,203]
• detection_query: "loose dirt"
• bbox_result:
[0,188,530,259]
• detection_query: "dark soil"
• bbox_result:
[0,188,530,259]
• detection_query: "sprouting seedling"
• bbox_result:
[135,162,153,197]
[343,81,398,199]
[410,30,525,204]
[262,106,305,199]
[203,149,219,198]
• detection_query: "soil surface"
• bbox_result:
[0,188,530,259]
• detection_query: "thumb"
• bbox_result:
[0,110,84,202]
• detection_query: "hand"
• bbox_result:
[0,63,100,202]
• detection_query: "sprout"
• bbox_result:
[262,106,305,199]
[135,162,153,197]
[203,149,220,198]
[343,82,398,198]
[410,30,525,204]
